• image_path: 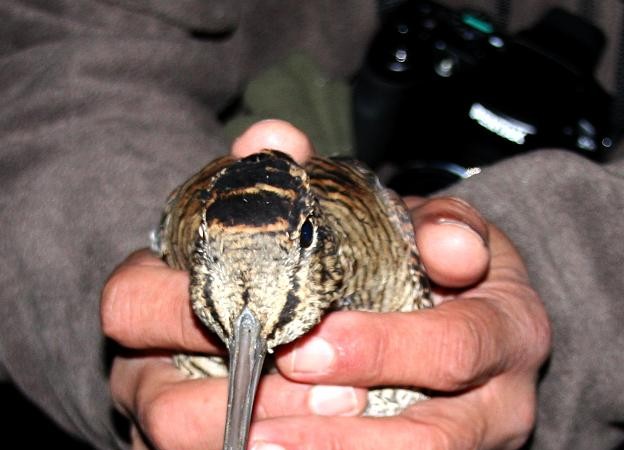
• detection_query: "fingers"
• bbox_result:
[275,304,510,392]
[231,119,315,164]
[250,373,537,450]
[409,197,490,288]
[111,354,367,450]
[276,225,550,392]
[101,249,222,353]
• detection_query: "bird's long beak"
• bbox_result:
[223,307,267,450]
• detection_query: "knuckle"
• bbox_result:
[427,427,455,450]
[517,401,537,439]
[320,421,359,450]
[353,313,392,384]
[507,388,538,446]
[422,420,480,450]
[327,312,385,384]
[530,293,553,365]
[100,268,129,339]
[365,318,388,383]
[437,314,484,389]
[109,358,127,405]
[325,433,347,450]
[101,263,143,343]
[404,403,485,450]
[509,286,552,371]
[138,388,180,450]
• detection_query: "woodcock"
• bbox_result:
[154,149,432,450]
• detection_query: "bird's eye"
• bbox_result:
[299,218,314,248]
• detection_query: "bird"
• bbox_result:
[153,149,432,450]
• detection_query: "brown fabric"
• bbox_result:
[445,150,624,450]
[0,1,375,448]
[0,1,622,449]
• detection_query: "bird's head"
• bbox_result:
[189,150,345,351]
[188,150,347,449]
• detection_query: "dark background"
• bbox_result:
[1,383,93,448]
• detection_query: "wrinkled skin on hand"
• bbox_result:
[101,120,551,450]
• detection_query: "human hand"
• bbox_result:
[251,183,552,448]
[101,119,551,450]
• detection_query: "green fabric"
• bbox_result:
[224,53,354,157]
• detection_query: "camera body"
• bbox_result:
[353,1,615,194]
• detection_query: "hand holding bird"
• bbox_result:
[102,120,550,450]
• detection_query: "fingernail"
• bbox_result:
[309,385,360,416]
[251,442,286,450]
[437,218,487,246]
[291,337,335,374]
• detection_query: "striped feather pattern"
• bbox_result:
[157,150,431,416]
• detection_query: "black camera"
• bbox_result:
[353,1,616,194]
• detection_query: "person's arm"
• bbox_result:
[102,120,551,449]
[0,2,375,448]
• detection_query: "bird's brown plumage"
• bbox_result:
[155,149,432,418]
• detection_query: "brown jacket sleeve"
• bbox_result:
[0,1,374,448]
